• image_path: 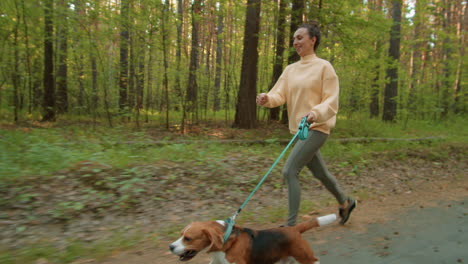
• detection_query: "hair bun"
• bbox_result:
[307,20,319,27]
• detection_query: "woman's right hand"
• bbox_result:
[256,93,269,106]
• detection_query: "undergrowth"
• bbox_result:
[0,116,466,183]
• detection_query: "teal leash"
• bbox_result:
[223,117,310,243]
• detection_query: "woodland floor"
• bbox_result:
[0,124,466,264]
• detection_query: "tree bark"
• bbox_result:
[369,0,383,118]
[21,0,33,115]
[119,0,130,112]
[13,0,21,122]
[288,0,305,64]
[145,21,155,123]
[174,0,183,112]
[186,0,202,118]
[42,0,56,122]
[283,0,304,124]
[407,0,424,119]
[382,0,402,122]
[213,3,224,112]
[454,0,466,114]
[233,0,261,129]
[269,0,287,121]
[440,0,453,118]
[56,0,68,114]
[453,0,465,114]
[162,0,170,129]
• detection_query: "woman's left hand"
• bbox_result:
[305,112,317,123]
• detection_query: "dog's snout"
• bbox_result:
[169,244,176,252]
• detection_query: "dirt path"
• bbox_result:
[92,177,467,264]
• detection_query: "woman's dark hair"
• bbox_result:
[299,21,321,51]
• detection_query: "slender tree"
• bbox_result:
[382,0,402,122]
[174,0,184,111]
[119,0,130,113]
[288,0,305,64]
[269,0,287,121]
[369,0,383,118]
[186,0,202,119]
[440,0,455,118]
[282,0,304,123]
[12,0,21,122]
[42,0,55,122]
[56,0,68,114]
[20,0,33,114]
[233,0,261,129]
[213,2,224,112]
[407,0,424,119]
[72,0,85,114]
[453,0,465,113]
[145,8,156,123]
[162,0,170,129]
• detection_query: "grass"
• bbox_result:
[1,115,466,182]
[0,232,143,264]
[1,115,467,183]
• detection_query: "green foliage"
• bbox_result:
[0,232,142,264]
[1,115,466,183]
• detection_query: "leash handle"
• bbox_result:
[298,117,310,140]
[223,117,310,243]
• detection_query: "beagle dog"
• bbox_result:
[169,214,336,264]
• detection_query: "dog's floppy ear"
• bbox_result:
[203,226,223,252]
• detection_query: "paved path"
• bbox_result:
[311,199,467,264]
[100,196,468,264]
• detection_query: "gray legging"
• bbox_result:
[283,130,347,226]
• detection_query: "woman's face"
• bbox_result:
[293,28,316,57]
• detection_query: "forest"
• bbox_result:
[0,0,465,128]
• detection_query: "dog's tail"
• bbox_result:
[295,214,337,233]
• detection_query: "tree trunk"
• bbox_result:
[269,0,287,121]
[128,33,135,120]
[21,0,33,115]
[174,0,183,112]
[283,0,304,124]
[104,44,113,127]
[233,0,261,129]
[382,0,401,122]
[407,0,424,119]
[42,0,55,122]
[145,24,155,123]
[119,0,130,112]
[162,0,170,129]
[454,0,466,114]
[369,0,383,118]
[91,55,98,117]
[72,0,84,114]
[56,0,68,114]
[13,0,21,122]
[135,39,144,128]
[288,0,305,64]
[213,3,224,112]
[440,0,453,118]
[186,0,202,120]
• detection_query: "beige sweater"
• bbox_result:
[264,54,339,135]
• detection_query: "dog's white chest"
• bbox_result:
[209,253,311,264]
[209,251,232,264]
